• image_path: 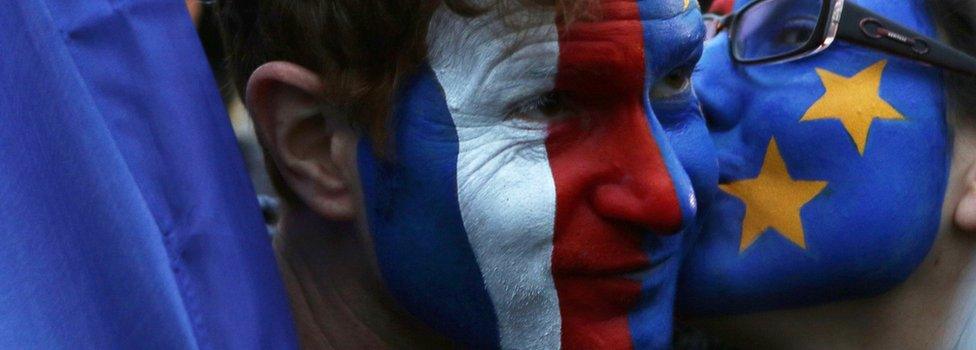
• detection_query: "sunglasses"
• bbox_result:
[703,0,976,75]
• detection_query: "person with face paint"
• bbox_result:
[678,0,976,347]
[216,0,716,348]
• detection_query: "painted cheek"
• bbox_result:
[679,0,949,316]
[547,1,684,348]
[547,109,684,237]
[694,35,745,132]
[550,0,683,261]
[547,87,665,350]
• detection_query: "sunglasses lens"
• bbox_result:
[733,0,824,62]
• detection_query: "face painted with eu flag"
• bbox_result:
[356,0,713,348]
[679,0,949,315]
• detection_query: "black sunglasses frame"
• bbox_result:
[714,0,976,76]
[836,3,976,75]
[727,0,836,64]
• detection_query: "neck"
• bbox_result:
[688,224,976,349]
[939,128,976,348]
[273,207,450,349]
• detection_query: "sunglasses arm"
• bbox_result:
[837,2,976,76]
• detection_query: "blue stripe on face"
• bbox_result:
[357,65,500,348]
[628,2,712,349]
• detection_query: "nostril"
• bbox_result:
[591,182,684,235]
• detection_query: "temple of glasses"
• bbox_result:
[705,0,976,76]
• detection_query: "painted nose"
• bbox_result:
[589,106,697,236]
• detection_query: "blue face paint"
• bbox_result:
[630,2,719,349]
[358,66,501,347]
[678,0,949,316]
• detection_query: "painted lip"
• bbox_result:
[551,220,679,282]
[551,249,651,280]
[552,243,673,283]
[554,264,653,279]
[622,264,661,282]
[622,250,673,282]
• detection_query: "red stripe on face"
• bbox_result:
[548,1,683,349]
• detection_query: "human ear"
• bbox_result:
[245,62,358,220]
[957,160,976,232]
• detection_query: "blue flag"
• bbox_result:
[0,0,297,348]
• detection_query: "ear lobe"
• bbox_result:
[246,62,359,221]
[957,162,976,232]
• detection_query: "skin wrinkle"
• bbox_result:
[484,52,560,112]
[435,42,558,117]
[435,11,696,121]
[440,16,680,112]
[426,8,551,63]
[457,136,546,191]
[427,4,562,348]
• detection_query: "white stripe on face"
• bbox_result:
[427,5,562,349]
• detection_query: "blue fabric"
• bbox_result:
[0,1,297,348]
[358,65,500,348]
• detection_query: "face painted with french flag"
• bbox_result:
[357,0,714,348]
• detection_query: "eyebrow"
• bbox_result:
[556,39,645,85]
[644,12,707,71]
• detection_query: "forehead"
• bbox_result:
[733,0,931,24]
[425,0,702,76]
[426,0,694,41]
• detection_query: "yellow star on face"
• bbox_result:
[721,138,828,253]
[801,60,905,155]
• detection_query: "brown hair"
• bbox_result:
[216,0,590,207]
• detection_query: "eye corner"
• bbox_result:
[650,67,695,101]
[507,90,576,122]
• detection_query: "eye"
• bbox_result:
[650,69,692,100]
[773,16,818,47]
[509,91,572,122]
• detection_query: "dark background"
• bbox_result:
[699,0,714,11]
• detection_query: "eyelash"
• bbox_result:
[508,64,697,120]
[650,66,696,101]
[508,91,571,122]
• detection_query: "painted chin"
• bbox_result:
[550,210,651,349]
[552,204,652,313]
